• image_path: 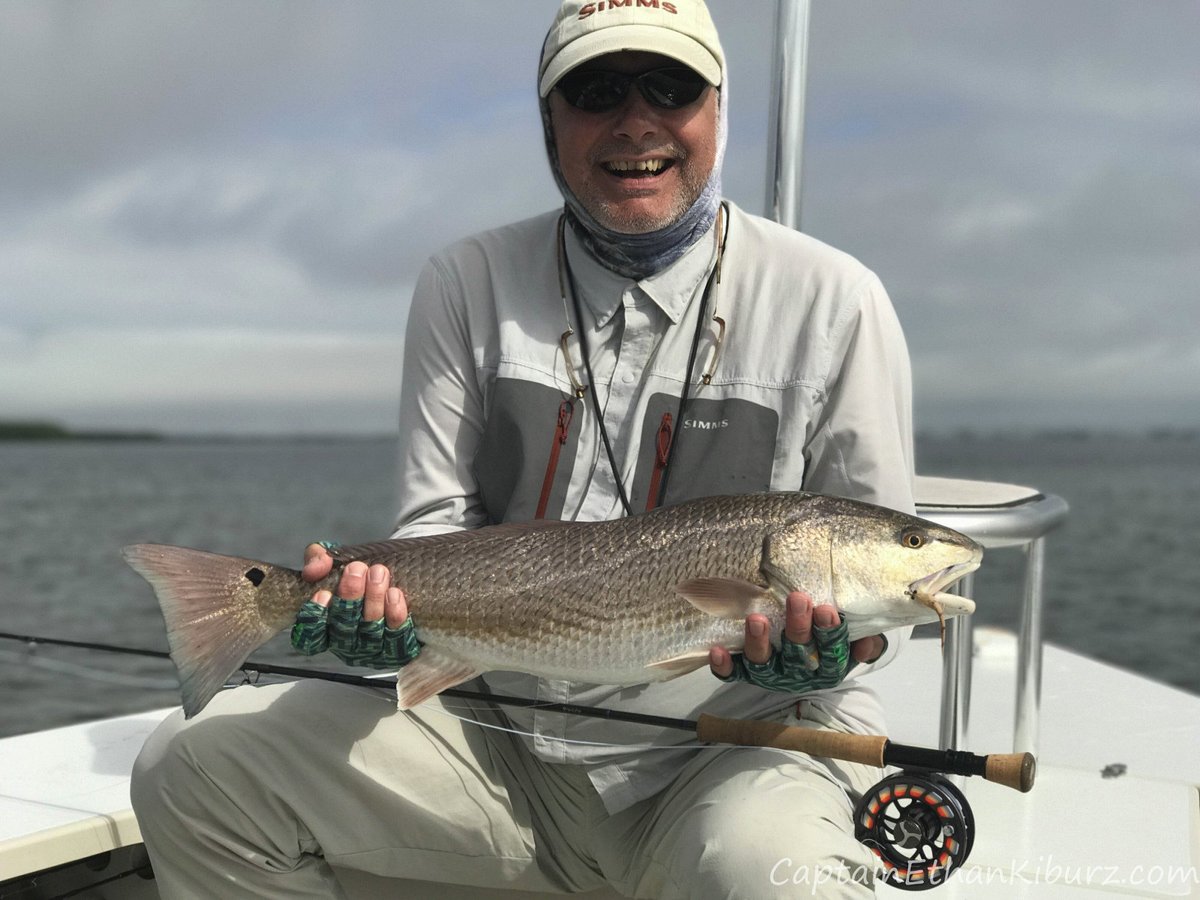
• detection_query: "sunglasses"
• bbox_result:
[555,66,709,113]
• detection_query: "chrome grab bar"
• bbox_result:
[915,476,1069,755]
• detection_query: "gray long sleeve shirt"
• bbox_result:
[390,201,915,813]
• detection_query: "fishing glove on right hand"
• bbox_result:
[290,597,422,669]
[717,616,852,693]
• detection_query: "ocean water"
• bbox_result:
[1,433,1197,738]
[916,431,1200,699]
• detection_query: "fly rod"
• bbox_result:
[431,683,1034,793]
[1,630,1034,792]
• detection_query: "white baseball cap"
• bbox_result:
[538,0,724,98]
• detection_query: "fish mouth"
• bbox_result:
[908,560,980,615]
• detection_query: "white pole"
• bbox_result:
[764,0,811,230]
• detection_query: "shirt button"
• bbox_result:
[622,371,636,384]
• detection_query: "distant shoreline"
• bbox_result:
[2,420,1194,444]
[0,421,394,442]
[0,421,163,442]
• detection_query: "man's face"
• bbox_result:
[548,51,718,235]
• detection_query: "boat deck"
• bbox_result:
[2,632,1197,897]
[869,629,1200,898]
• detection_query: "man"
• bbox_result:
[132,2,914,897]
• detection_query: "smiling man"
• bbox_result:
[547,51,719,236]
[131,2,914,897]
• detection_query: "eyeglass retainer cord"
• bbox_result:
[555,203,729,516]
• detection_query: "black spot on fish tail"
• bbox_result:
[122,543,293,717]
[245,567,266,586]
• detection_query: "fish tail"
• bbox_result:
[123,543,290,718]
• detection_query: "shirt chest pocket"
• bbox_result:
[474,378,582,524]
[629,394,781,510]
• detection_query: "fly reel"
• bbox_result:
[854,772,975,891]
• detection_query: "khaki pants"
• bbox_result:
[131,679,880,898]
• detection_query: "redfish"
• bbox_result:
[124,492,981,718]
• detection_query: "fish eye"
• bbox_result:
[244,567,265,586]
[901,528,926,549]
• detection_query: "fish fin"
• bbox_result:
[395,651,482,709]
[122,544,289,718]
[645,650,713,677]
[676,577,772,618]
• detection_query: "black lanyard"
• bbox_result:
[557,206,728,515]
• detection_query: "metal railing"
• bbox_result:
[915,476,1069,756]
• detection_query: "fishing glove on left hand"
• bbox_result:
[290,598,422,669]
[717,616,852,693]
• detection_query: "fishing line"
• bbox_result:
[222,671,710,752]
[0,648,179,690]
[0,630,709,751]
[0,631,172,660]
[427,702,713,751]
[0,631,1038,795]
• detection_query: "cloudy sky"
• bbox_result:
[1,1,1196,435]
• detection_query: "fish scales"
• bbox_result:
[331,494,779,676]
[123,492,983,717]
[354,495,768,628]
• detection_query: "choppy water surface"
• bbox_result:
[1,433,1197,736]
[917,432,1200,697]
[0,439,397,736]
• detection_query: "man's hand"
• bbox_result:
[289,543,422,669]
[708,591,885,692]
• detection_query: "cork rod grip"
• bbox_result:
[985,752,1037,793]
[695,713,888,766]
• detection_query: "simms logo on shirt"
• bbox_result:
[579,1,679,19]
[682,418,730,430]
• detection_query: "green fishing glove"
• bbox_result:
[289,543,422,669]
[290,598,422,669]
[717,615,852,693]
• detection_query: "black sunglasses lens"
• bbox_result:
[639,68,707,109]
[556,67,708,112]
[556,71,630,112]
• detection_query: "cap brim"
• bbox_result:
[539,25,722,97]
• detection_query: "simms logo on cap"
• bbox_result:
[539,0,724,97]
[579,1,679,17]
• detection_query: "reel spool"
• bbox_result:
[854,772,975,891]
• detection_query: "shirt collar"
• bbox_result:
[563,216,719,329]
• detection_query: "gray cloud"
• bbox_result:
[0,326,405,434]
[0,1,1195,434]
[800,0,1200,429]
